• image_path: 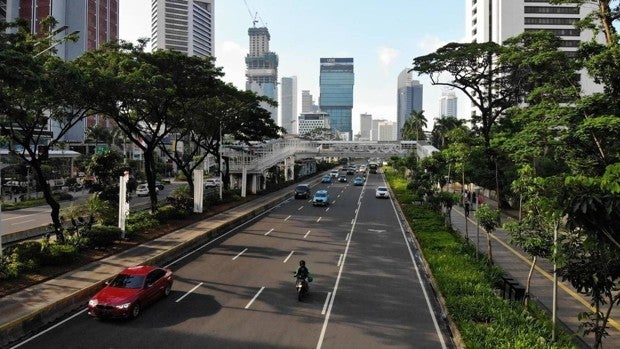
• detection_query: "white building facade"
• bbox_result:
[465,0,603,95]
[151,0,214,58]
[280,76,297,134]
[298,112,330,136]
[440,90,458,118]
[359,113,372,141]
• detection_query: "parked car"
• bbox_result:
[204,178,221,187]
[294,184,311,199]
[155,181,165,191]
[353,177,364,186]
[312,189,330,206]
[321,175,332,183]
[87,265,173,319]
[338,175,347,183]
[136,183,158,197]
[375,186,390,199]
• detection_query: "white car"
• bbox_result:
[136,184,158,197]
[204,178,221,187]
[375,186,390,199]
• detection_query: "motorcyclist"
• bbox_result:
[294,260,310,281]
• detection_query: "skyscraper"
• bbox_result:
[301,90,313,113]
[280,76,297,134]
[396,69,423,140]
[440,90,458,118]
[319,58,354,138]
[151,0,214,58]
[1,0,7,21]
[246,26,278,123]
[359,113,372,141]
[8,0,118,61]
[465,0,603,95]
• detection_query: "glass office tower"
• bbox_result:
[319,58,354,139]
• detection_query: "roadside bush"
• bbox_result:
[40,244,78,266]
[85,225,122,248]
[125,210,159,235]
[9,241,43,265]
[155,204,187,222]
[0,257,21,279]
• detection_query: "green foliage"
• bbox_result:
[84,225,121,248]
[386,170,574,348]
[475,204,501,233]
[40,244,78,266]
[155,204,188,221]
[125,210,159,235]
[9,241,43,265]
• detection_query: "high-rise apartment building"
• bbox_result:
[298,112,330,136]
[396,69,423,140]
[359,113,372,141]
[7,0,118,61]
[440,90,458,118]
[280,76,297,134]
[371,118,387,141]
[319,58,354,138]
[151,0,214,58]
[465,0,603,95]
[377,120,397,141]
[246,26,278,123]
[7,0,119,143]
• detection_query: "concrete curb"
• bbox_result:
[0,192,291,348]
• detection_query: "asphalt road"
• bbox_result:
[10,172,453,349]
[1,184,181,236]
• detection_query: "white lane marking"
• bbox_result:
[165,197,292,268]
[316,217,322,223]
[11,219,36,226]
[331,200,336,204]
[283,250,294,263]
[304,230,311,238]
[4,212,50,221]
[368,229,386,233]
[298,206,304,210]
[245,287,265,309]
[316,186,362,349]
[350,219,354,225]
[8,309,87,349]
[337,254,343,267]
[175,282,204,303]
[284,215,292,221]
[322,292,332,315]
[345,233,350,241]
[355,208,358,214]
[325,207,330,212]
[387,186,448,349]
[233,248,248,260]
[265,228,274,236]
[337,195,341,198]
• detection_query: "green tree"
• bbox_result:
[402,110,427,142]
[474,203,500,266]
[0,18,94,241]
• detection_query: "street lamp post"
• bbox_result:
[219,122,223,201]
[0,163,11,257]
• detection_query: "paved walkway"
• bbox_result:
[450,198,620,349]
[0,187,291,348]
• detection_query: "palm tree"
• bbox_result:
[432,116,464,149]
[402,110,428,142]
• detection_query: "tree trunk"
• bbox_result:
[32,159,64,243]
[525,255,536,307]
[486,230,493,266]
[143,149,158,213]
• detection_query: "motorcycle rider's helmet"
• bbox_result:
[299,260,306,266]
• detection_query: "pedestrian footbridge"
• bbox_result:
[220,138,438,196]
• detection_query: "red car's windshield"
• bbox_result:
[109,274,145,289]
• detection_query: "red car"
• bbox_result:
[87,265,173,319]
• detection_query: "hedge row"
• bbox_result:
[384,170,576,349]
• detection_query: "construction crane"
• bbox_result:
[243,0,259,27]
[243,0,267,28]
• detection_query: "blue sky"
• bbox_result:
[119,1,468,134]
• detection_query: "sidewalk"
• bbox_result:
[450,198,620,349]
[0,187,292,348]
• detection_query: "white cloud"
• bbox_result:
[215,41,248,89]
[417,35,448,55]
[377,46,400,69]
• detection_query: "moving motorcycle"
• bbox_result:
[295,276,309,301]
